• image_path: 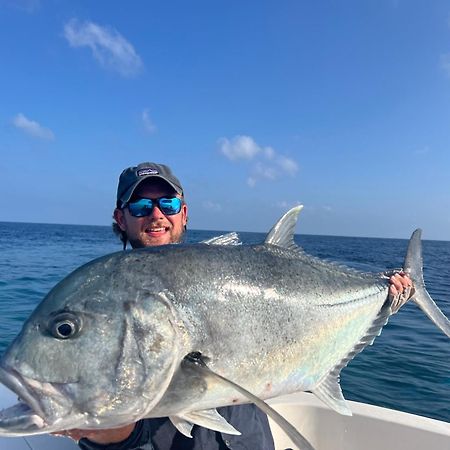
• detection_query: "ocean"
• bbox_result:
[0,222,449,423]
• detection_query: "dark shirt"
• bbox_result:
[78,404,275,450]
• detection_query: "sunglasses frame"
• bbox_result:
[124,196,183,217]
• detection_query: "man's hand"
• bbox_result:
[388,272,415,314]
[52,423,136,444]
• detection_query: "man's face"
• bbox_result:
[114,180,188,248]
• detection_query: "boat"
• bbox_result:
[1,385,448,450]
[268,392,450,450]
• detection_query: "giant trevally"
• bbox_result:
[0,206,448,449]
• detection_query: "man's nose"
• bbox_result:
[149,205,165,219]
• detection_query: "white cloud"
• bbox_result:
[12,113,55,140]
[253,162,277,181]
[276,155,298,175]
[203,200,222,212]
[218,135,261,160]
[218,135,298,187]
[263,147,275,159]
[276,200,290,209]
[142,109,157,133]
[64,19,143,77]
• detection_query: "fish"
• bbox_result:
[0,206,449,448]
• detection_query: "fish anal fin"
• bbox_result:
[312,301,394,416]
[169,415,194,437]
[311,373,351,416]
[175,409,241,436]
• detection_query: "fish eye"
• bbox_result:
[48,313,81,339]
[53,321,75,338]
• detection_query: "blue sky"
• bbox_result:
[1,0,450,240]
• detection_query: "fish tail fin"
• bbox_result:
[404,229,450,338]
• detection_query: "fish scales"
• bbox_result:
[0,205,449,449]
[98,243,389,412]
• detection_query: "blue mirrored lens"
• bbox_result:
[128,199,154,217]
[127,197,182,217]
[159,197,182,215]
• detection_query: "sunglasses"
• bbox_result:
[126,197,183,217]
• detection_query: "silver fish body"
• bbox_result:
[0,206,448,439]
[146,243,387,416]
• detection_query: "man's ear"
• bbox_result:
[114,208,127,231]
[182,204,188,227]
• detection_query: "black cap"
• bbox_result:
[116,162,183,207]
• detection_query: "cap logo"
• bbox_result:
[137,168,159,176]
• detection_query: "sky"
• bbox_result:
[1,0,450,240]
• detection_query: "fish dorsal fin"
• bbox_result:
[312,301,392,416]
[171,409,241,437]
[201,232,241,246]
[264,205,303,251]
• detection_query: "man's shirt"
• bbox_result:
[78,404,275,450]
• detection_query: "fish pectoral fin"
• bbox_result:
[311,373,352,416]
[201,232,241,246]
[182,352,316,450]
[169,415,194,438]
[175,409,241,436]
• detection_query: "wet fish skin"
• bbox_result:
[0,206,448,440]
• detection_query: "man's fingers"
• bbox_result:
[390,273,412,292]
[389,275,402,292]
[388,273,415,314]
[397,273,412,288]
[389,283,398,297]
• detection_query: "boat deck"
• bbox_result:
[0,388,449,450]
[268,392,450,450]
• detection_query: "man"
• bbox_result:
[64,161,413,450]
[67,162,276,450]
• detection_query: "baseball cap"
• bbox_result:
[116,162,183,207]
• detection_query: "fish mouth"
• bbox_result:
[0,365,70,435]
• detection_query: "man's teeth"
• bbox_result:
[147,227,165,232]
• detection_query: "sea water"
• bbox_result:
[0,222,449,422]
